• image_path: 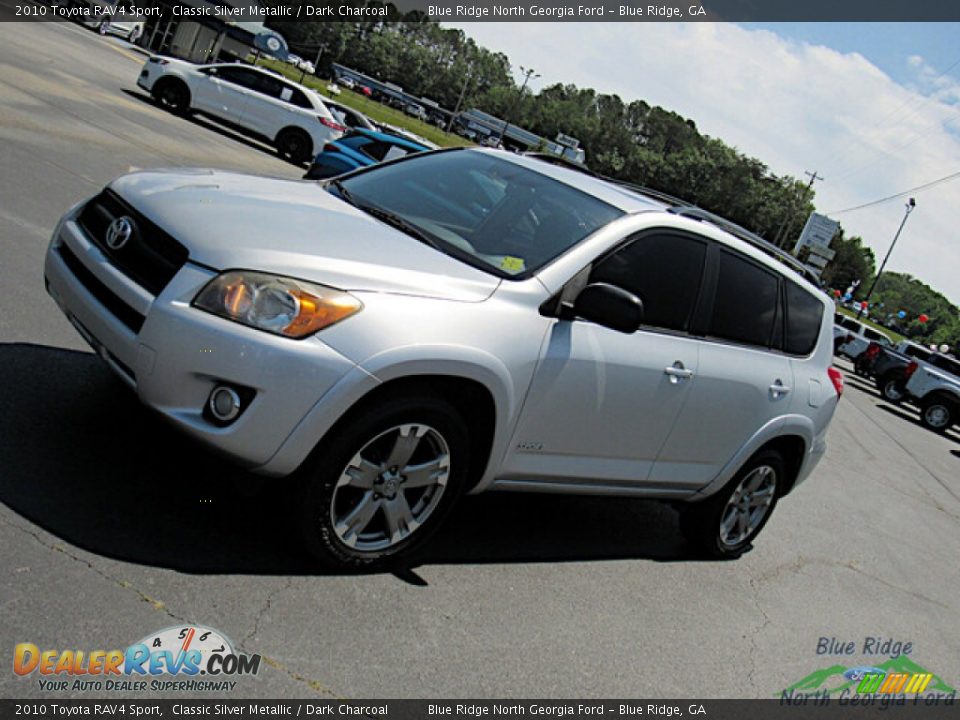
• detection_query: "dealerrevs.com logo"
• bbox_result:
[14,625,261,693]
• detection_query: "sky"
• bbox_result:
[446,21,960,305]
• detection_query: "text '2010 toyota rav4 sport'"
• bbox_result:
[44,149,842,568]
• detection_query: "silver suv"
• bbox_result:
[43,150,841,568]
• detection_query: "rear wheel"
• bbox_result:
[877,373,906,403]
[276,128,313,165]
[295,397,469,570]
[152,79,190,114]
[680,449,784,559]
[919,397,955,433]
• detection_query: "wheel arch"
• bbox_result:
[255,351,517,486]
[321,375,498,492]
[689,415,814,502]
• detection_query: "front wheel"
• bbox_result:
[296,397,470,570]
[919,397,955,433]
[680,449,784,558]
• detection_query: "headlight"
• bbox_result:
[193,271,362,338]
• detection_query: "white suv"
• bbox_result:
[137,58,345,164]
[43,149,841,568]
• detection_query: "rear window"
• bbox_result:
[785,282,823,355]
[905,345,932,360]
[840,317,862,332]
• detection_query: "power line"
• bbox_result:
[828,169,960,215]
[825,54,960,181]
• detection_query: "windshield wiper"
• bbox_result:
[329,180,443,250]
[356,203,444,251]
[329,178,357,207]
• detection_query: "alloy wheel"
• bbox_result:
[329,423,450,552]
[719,465,777,548]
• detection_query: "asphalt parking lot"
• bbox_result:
[1,22,959,700]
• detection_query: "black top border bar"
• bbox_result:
[5,0,960,22]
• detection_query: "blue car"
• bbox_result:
[303,129,431,180]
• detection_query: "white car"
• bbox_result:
[137,57,345,164]
[336,76,356,90]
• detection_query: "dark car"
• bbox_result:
[303,128,431,180]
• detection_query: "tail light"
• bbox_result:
[865,342,880,360]
[319,117,346,132]
[904,361,919,380]
[828,367,844,397]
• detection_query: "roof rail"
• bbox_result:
[669,206,821,285]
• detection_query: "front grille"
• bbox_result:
[77,190,188,296]
[58,243,146,333]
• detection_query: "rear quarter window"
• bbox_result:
[785,282,824,355]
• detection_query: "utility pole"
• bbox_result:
[447,66,473,133]
[498,66,539,146]
[856,198,916,318]
[777,169,824,249]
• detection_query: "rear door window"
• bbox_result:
[708,250,780,348]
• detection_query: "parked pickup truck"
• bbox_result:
[833,314,892,362]
[903,356,960,432]
[856,340,933,401]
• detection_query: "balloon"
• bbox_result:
[860,301,869,309]
[834,289,841,297]
[842,294,852,302]
[919,314,929,323]
[897,310,907,319]
[940,344,951,354]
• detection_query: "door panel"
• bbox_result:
[501,321,701,486]
[651,343,792,486]
[652,247,792,487]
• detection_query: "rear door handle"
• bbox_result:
[770,380,792,398]
[664,362,694,383]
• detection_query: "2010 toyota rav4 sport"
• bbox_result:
[44,149,842,568]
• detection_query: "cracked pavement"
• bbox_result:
[2,21,959,699]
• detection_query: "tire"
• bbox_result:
[152,79,190,115]
[276,128,313,165]
[679,449,784,559]
[877,373,906,403]
[919,396,956,433]
[295,396,470,570]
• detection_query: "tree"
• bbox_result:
[821,229,876,295]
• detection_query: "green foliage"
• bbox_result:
[820,228,876,294]
[870,272,960,348]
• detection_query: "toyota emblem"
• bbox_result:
[105,216,134,250]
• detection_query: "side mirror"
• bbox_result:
[573,283,643,334]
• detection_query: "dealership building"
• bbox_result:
[136,0,283,64]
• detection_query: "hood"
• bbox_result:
[108,169,500,302]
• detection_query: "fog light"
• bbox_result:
[208,386,241,422]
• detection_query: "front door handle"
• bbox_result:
[664,362,694,383]
[769,380,792,398]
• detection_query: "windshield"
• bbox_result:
[332,150,623,278]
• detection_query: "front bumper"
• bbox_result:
[44,208,358,471]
